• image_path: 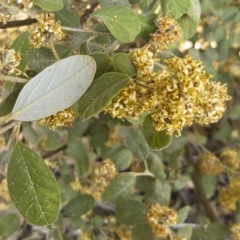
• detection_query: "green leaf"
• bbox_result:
[11,55,96,121]
[138,14,157,42]
[55,9,80,30]
[0,149,13,165]
[120,127,149,162]
[177,0,201,39]
[0,214,21,238]
[135,175,155,191]
[131,223,155,240]
[143,115,172,150]
[91,6,141,43]
[0,83,24,117]
[99,0,130,8]
[147,153,166,180]
[198,171,217,198]
[110,149,132,171]
[206,223,231,240]
[102,174,136,203]
[7,142,60,226]
[161,0,191,18]
[22,122,39,146]
[173,175,190,190]
[90,52,111,79]
[67,129,89,176]
[125,112,148,124]
[115,199,147,225]
[62,194,94,218]
[27,46,70,72]
[40,131,62,151]
[11,32,29,71]
[75,72,130,120]
[144,179,171,206]
[34,0,64,11]
[178,226,192,240]
[177,206,190,223]
[112,53,136,77]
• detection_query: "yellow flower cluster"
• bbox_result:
[28,11,65,48]
[38,107,76,130]
[105,124,123,147]
[92,159,117,197]
[199,153,222,175]
[145,203,177,238]
[220,149,240,170]
[106,46,231,136]
[231,222,240,240]
[0,178,10,201]
[218,178,240,210]
[150,15,180,52]
[0,48,21,75]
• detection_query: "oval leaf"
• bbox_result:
[0,214,21,238]
[11,55,96,121]
[102,174,136,203]
[120,127,149,162]
[7,142,60,226]
[62,194,94,218]
[112,53,136,77]
[110,149,132,171]
[131,223,155,240]
[75,72,130,120]
[91,6,141,43]
[115,199,147,225]
[143,115,172,150]
[161,0,191,19]
[34,0,63,11]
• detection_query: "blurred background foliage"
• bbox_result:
[1,0,240,240]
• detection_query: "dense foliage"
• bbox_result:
[0,0,240,239]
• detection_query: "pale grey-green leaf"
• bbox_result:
[11,55,96,121]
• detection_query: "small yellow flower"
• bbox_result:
[146,203,177,238]
[28,11,65,48]
[0,48,21,75]
[0,178,10,201]
[149,15,180,52]
[70,177,83,192]
[38,107,76,130]
[199,153,222,175]
[231,222,240,240]
[220,149,239,170]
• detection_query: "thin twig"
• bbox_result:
[0,121,17,135]
[104,40,120,54]
[0,73,28,83]
[49,36,60,61]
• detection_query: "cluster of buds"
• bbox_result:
[92,159,117,198]
[198,153,222,175]
[0,0,33,24]
[218,178,240,210]
[38,107,76,130]
[145,203,178,238]
[149,15,181,52]
[220,148,240,170]
[0,48,21,75]
[28,11,65,48]
[231,222,240,240]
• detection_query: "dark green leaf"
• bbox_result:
[115,199,147,225]
[40,131,62,151]
[67,129,89,176]
[125,112,148,124]
[7,142,60,226]
[34,0,64,11]
[120,127,149,162]
[75,72,130,120]
[0,149,13,165]
[0,214,21,238]
[0,83,24,117]
[90,52,111,79]
[206,223,231,240]
[143,115,172,150]
[135,175,155,191]
[22,123,39,146]
[112,53,136,77]
[102,174,136,203]
[91,6,141,43]
[110,149,132,171]
[131,223,155,240]
[138,14,157,42]
[55,9,80,30]
[161,0,191,18]
[62,194,94,218]
[11,32,29,71]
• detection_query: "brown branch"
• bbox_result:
[185,143,218,222]
[0,19,37,29]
